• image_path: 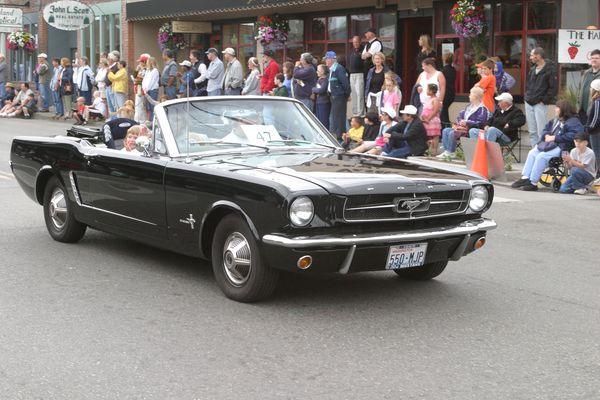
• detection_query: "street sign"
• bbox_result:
[0,7,23,33]
[558,29,600,64]
[43,0,94,31]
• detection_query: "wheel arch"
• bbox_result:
[199,201,260,260]
[35,166,57,205]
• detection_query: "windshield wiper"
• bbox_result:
[267,139,339,151]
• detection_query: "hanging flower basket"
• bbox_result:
[255,15,289,47]
[157,22,187,51]
[6,31,36,52]
[449,0,487,38]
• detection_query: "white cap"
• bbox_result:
[380,106,397,119]
[222,47,236,56]
[591,79,600,92]
[179,60,192,67]
[399,105,418,116]
[37,53,47,58]
[494,92,513,103]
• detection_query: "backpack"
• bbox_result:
[498,72,516,93]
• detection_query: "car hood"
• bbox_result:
[195,150,483,195]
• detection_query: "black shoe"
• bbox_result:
[522,181,538,191]
[511,178,529,188]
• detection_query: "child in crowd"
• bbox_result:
[282,61,294,97]
[420,83,442,155]
[312,64,330,130]
[559,132,597,195]
[342,116,365,150]
[360,112,381,145]
[73,96,87,125]
[87,91,107,121]
[381,72,401,114]
[475,59,496,113]
[271,73,289,97]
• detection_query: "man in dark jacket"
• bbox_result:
[324,51,351,140]
[383,105,428,158]
[468,92,525,144]
[293,53,317,111]
[524,47,557,147]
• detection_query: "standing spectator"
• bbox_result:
[381,73,401,114]
[142,56,160,119]
[35,53,50,112]
[59,58,74,119]
[311,64,330,129]
[364,52,388,114]
[416,35,437,75]
[134,54,149,122]
[72,51,82,98]
[440,52,456,127]
[559,132,597,194]
[469,92,526,144]
[421,83,442,156]
[161,49,178,100]
[324,51,351,140]
[474,59,496,113]
[293,53,317,111]
[416,58,445,115]
[95,58,109,100]
[105,52,119,114]
[585,78,600,176]
[282,61,294,97]
[576,49,600,124]
[50,58,63,119]
[524,47,557,147]
[0,53,6,99]
[189,50,208,96]
[178,60,194,97]
[108,61,128,109]
[271,73,288,97]
[242,57,261,96]
[260,50,279,95]
[361,28,382,75]
[222,48,243,95]
[204,48,225,96]
[77,56,95,105]
[348,35,365,117]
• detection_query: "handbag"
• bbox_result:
[64,84,73,95]
[537,141,558,152]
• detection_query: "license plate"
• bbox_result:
[385,243,428,270]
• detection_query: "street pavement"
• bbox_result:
[1,118,599,399]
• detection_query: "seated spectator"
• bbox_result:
[468,92,525,144]
[352,107,398,154]
[17,92,37,119]
[559,132,596,194]
[103,117,138,149]
[73,96,87,125]
[512,100,584,191]
[438,86,490,159]
[361,112,381,144]
[1,82,16,105]
[121,128,141,155]
[1,82,34,117]
[86,91,107,121]
[382,105,428,158]
[342,116,365,150]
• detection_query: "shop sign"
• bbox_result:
[0,7,22,33]
[558,29,600,64]
[43,0,94,31]
[172,21,212,34]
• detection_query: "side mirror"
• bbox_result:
[135,136,152,156]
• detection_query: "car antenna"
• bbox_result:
[185,68,191,164]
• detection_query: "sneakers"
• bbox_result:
[0,112,6,117]
[6,112,15,118]
[574,188,588,195]
[435,151,456,159]
[511,178,529,188]
[522,181,538,191]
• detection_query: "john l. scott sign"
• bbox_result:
[558,29,600,64]
[43,1,94,31]
[0,7,23,33]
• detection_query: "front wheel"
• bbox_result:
[211,214,279,302]
[393,260,448,280]
[43,176,87,243]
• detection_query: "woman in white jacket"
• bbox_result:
[142,56,160,120]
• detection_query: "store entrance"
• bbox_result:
[399,16,433,105]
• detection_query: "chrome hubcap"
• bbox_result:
[222,232,252,287]
[49,188,68,230]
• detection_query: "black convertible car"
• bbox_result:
[10,97,496,302]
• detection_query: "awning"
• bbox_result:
[126,0,336,22]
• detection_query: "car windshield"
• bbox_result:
[164,98,338,155]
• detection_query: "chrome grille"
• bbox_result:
[344,190,470,221]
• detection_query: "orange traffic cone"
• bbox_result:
[471,129,489,178]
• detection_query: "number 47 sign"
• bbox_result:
[558,29,600,64]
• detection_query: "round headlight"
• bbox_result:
[469,185,489,212]
[289,196,314,226]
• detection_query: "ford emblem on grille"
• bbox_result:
[396,198,431,213]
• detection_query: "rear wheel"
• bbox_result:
[393,260,448,280]
[211,214,279,302]
[43,176,87,243]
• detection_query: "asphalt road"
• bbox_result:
[1,118,599,399]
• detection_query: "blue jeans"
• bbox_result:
[113,92,126,109]
[105,86,115,113]
[525,102,548,148]
[207,88,223,96]
[164,86,177,100]
[589,134,600,177]
[330,95,347,139]
[224,87,242,95]
[146,88,159,120]
[80,89,92,105]
[442,127,466,153]
[559,167,595,192]
[469,127,511,144]
[297,97,314,113]
[383,143,411,158]
[39,83,50,110]
[314,102,331,130]
[0,82,5,98]
[52,90,63,116]
[522,146,561,184]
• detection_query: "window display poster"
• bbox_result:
[558,29,600,64]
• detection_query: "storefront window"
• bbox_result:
[328,16,347,41]
[496,2,523,32]
[350,14,371,38]
[311,17,326,40]
[222,23,256,73]
[435,3,455,35]
[528,0,558,30]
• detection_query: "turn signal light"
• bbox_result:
[475,237,486,250]
[297,255,313,269]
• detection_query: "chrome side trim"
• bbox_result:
[338,245,356,275]
[68,171,82,206]
[262,218,497,248]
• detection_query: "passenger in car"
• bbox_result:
[120,128,141,155]
[103,117,138,149]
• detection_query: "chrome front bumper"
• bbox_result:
[262,218,497,248]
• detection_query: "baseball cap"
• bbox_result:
[380,106,397,119]
[205,48,218,54]
[324,51,337,59]
[222,47,236,56]
[137,53,150,63]
[494,92,513,103]
[399,105,418,116]
[179,60,192,67]
[262,49,274,57]
[37,53,47,58]
[590,79,600,92]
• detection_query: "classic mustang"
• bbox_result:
[10,97,496,302]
